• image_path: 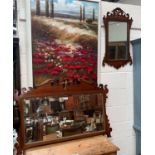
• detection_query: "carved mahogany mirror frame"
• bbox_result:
[102,7,133,69]
[16,79,112,154]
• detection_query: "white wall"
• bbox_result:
[17,1,141,155]
[118,0,141,6]
[17,0,33,88]
[99,2,141,155]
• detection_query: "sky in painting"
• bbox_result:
[31,0,99,18]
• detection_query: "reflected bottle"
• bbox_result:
[37,118,43,141]
[32,118,43,141]
[24,100,30,116]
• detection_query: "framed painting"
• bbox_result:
[31,0,99,86]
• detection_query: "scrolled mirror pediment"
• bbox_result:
[102,7,133,69]
[106,7,130,19]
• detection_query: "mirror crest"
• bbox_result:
[106,7,130,20]
[103,7,133,69]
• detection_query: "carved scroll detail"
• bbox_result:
[107,7,130,19]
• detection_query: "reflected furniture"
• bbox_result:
[16,79,112,154]
[102,7,133,69]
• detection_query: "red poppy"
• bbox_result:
[82,75,89,80]
[73,74,80,79]
[33,58,44,64]
[47,63,53,68]
[50,71,59,76]
[87,67,93,74]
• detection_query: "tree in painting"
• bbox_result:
[80,5,82,22]
[31,0,99,86]
[83,5,85,21]
[92,8,95,21]
[45,0,49,17]
[50,0,54,18]
[36,0,40,15]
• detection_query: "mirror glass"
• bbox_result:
[24,93,105,144]
[108,21,128,60]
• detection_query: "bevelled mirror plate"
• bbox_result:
[108,22,128,60]
[24,93,105,144]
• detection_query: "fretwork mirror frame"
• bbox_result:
[16,79,112,154]
[102,7,133,69]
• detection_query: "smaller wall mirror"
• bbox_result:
[102,7,133,69]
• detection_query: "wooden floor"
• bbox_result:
[25,135,119,155]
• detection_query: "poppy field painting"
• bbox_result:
[31,0,99,86]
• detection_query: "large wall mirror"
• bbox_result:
[17,79,112,153]
[102,7,133,69]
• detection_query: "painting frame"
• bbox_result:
[31,0,99,87]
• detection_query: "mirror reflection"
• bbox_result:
[108,21,128,60]
[24,93,104,144]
